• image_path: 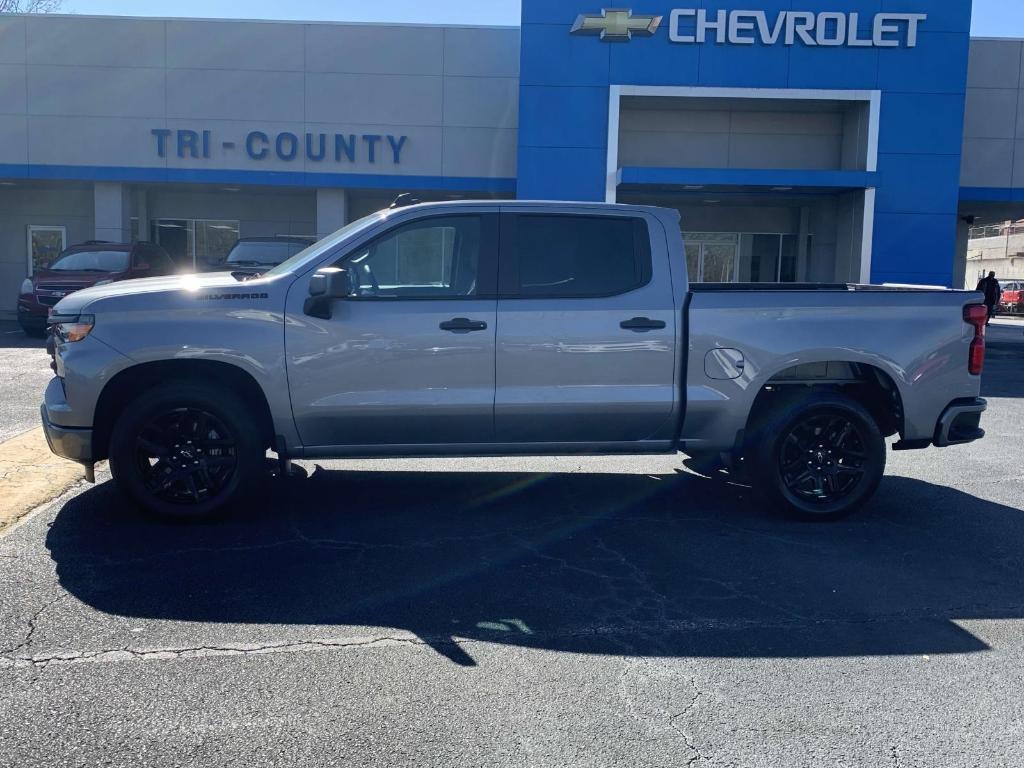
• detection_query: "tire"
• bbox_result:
[19,321,46,338]
[108,381,266,521]
[749,391,886,522]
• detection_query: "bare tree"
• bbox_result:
[0,0,65,12]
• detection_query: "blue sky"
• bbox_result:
[59,0,1024,37]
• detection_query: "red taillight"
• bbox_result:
[964,304,988,376]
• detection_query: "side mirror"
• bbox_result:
[304,267,353,319]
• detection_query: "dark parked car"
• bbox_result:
[17,241,174,336]
[222,236,315,275]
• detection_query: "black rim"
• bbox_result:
[134,408,237,506]
[778,411,868,504]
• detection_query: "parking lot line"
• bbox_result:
[0,428,86,536]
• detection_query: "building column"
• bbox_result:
[94,182,131,243]
[134,187,149,243]
[316,188,348,240]
[954,217,970,290]
[796,207,810,281]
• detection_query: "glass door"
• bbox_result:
[684,233,740,283]
[152,219,240,270]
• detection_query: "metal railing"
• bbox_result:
[969,222,1024,240]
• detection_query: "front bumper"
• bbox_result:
[934,398,987,447]
[40,404,93,464]
[16,303,48,330]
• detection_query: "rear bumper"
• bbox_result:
[934,398,987,448]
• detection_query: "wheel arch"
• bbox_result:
[743,360,906,453]
[93,359,276,461]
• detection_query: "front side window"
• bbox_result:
[341,216,483,299]
[507,215,649,298]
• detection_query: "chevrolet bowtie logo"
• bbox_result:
[571,8,663,42]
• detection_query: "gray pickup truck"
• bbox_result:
[40,201,989,521]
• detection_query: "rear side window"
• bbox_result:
[504,215,651,298]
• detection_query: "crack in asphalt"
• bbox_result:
[0,593,65,658]
[0,608,993,672]
[669,678,706,766]
[0,633,427,670]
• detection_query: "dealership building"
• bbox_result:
[2,0,1024,317]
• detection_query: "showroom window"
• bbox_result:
[151,219,240,270]
[26,225,67,275]
[685,233,740,284]
[685,232,801,283]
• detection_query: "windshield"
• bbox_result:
[226,240,309,267]
[263,212,389,279]
[48,249,130,273]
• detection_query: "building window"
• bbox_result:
[685,233,739,283]
[151,219,240,270]
[26,225,67,276]
[684,232,800,283]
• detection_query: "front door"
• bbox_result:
[495,212,678,446]
[286,213,498,449]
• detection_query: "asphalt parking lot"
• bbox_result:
[0,324,50,442]
[0,321,1022,766]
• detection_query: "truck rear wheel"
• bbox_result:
[108,381,265,520]
[750,391,886,521]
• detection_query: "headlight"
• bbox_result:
[19,279,33,295]
[49,313,95,343]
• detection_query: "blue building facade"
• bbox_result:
[7,5,1024,315]
[517,1,974,286]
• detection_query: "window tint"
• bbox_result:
[508,215,649,298]
[342,215,483,298]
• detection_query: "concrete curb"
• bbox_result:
[0,428,87,534]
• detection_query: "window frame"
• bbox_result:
[498,213,653,300]
[332,213,499,301]
[26,225,67,277]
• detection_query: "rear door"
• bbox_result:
[494,210,678,446]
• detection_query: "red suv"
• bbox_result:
[17,241,175,336]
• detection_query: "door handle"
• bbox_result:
[620,317,667,332]
[440,317,488,333]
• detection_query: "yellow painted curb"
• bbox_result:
[0,428,86,533]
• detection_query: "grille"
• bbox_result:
[38,296,61,307]
[36,284,82,293]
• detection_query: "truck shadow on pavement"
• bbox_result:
[45,468,1024,666]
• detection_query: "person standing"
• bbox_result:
[976,271,1002,324]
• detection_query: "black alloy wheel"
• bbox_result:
[109,381,265,520]
[751,392,886,521]
[777,412,868,504]
[135,407,238,505]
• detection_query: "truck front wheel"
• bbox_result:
[751,392,886,521]
[108,382,265,520]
